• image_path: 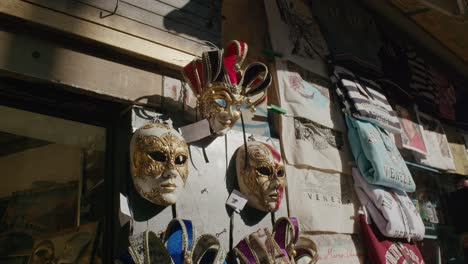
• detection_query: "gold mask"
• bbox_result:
[198,83,243,136]
[130,123,189,206]
[182,40,272,136]
[236,141,286,212]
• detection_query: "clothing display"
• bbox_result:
[286,165,358,234]
[264,0,329,77]
[333,66,401,134]
[415,111,456,171]
[429,66,456,121]
[346,116,415,192]
[359,213,425,264]
[444,125,468,175]
[129,122,189,206]
[394,104,428,155]
[353,168,425,241]
[281,115,352,174]
[407,48,438,112]
[306,0,383,76]
[275,60,345,131]
[235,141,286,212]
[182,40,272,136]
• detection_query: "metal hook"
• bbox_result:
[100,0,119,19]
[215,228,227,238]
[201,188,208,194]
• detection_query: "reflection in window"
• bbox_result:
[0,105,106,263]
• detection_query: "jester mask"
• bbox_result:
[182,40,272,136]
[130,123,189,206]
[236,141,286,212]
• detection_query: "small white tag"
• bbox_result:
[179,119,212,143]
[119,193,132,226]
[226,190,249,213]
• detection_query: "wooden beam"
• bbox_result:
[0,30,165,105]
[0,0,199,71]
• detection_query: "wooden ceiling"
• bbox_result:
[390,0,468,63]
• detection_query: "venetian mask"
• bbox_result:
[130,123,189,206]
[183,40,272,136]
[235,141,286,212]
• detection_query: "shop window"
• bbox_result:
[0,105,106,263]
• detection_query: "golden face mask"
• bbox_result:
[236,141,286,212]
[198,83,243,135]
[130,123,189,206]
[183,40,272,136]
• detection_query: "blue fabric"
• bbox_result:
[118,250,135,264]
[345,115,415,192]
[166,220,193,264]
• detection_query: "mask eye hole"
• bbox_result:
[175,155,187,165]
[148,151,167,162]
[215,99,227,107]
[256,166,272,176]
[277,169,285,177]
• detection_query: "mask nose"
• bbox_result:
[270,177,280,188]
[162,169,178,179]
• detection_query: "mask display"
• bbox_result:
[182,40,272,136]
[236,141,286,212]
[130,123,189,206]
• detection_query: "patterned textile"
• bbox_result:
[306,0,383,77]
[299,233,365,264]
[445,125,468,175]
[286,165,358,234]
[353,168,425,241]
[394,104,428,155]
[281,115,352,174]
[429,66,456,121]
[345,115,415,192]
[359,214,425,264]
[333,66,401,134]
[415,111,455,171]
[264,0,330,77]
[275,60,345,132]
[407,48,438,113]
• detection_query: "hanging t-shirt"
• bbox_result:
[333,66,401,134]
[415,110,455,171]
[307,0,383,77]
[353,168,425,241]
[359,214,425,264]
[345,116,415,192]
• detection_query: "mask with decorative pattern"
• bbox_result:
[236,141,286,212]
[182,40,272,136]
[130,123,189,206]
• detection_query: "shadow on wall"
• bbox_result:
[163,0,221,46]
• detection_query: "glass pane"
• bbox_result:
[0,105,106,263]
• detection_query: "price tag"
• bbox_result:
[226,190,249,213]
[179,119,212,143]
[119,193,132,226]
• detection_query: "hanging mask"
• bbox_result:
[130,123,189,206]
[235,141,286,212]
[182,40,272,136]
